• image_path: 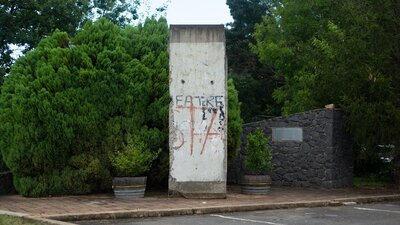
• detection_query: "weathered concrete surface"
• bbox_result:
[169,25,227,198]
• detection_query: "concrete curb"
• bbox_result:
[0,210,76,225]
[332,194,400,204]
[49,201,335,221]
[46,194,400,222]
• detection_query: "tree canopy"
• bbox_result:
[0,0,143,84]
[91,0,140,26]
[0,0,90,82]
[226,0,281,122]
[253,0,400,178]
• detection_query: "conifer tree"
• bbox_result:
[0,18,169,196]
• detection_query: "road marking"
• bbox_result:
[210,214,286,225]
[383,204,398,207]
[354,207,400,214]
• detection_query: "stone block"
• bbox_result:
[169,25,227,198]
[233,109,353,189]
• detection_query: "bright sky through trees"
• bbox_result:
[146,0,233,24]
[9,0,233,63]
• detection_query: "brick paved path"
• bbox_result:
[0,186,399,220]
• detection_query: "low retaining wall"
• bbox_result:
[228,109,353,188]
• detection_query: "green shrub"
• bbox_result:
[110,133,160,177]
[0,18,169,197]
[244,128,272,175]
[0,16,242,195]
[227,79,243,164]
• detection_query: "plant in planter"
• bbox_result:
[110,134,159,199]
[241,128,273,195]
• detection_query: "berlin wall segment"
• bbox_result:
[168,25,227,198]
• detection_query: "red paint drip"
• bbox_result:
[189,96,195,155]
[200,111,217,155]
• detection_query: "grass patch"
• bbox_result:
[0,215,45,225]
[353,176,393,188]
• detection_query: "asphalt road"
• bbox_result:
[77,201,400,225]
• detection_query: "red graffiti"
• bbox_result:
[201,111,218,155]
[174,96,224,155]
[189,96,195,155]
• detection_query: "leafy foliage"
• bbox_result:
[0,15,244,194]
[226,0,271,75]
[91,0,140,26]
[0,0,147,174]
[254,0,400,179]
[0,17,169,197]
[0,153,7,171]
[229,72,281,121]
[0,0,144,83]
[244,128,272,175]
[0,0,91,81]
[227,79,243,164]
[226,0,281,122]
[110,133,159,177]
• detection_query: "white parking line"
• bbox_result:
[324,214,338,217]
[354,207,400,214]
[342,201,357,206]
[210,214,287,225]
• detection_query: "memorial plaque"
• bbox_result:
[272,127,303,142]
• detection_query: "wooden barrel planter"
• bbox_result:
[240,175,271,195]
[112,177,147,199]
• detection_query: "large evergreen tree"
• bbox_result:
[226,0,281,122]
[0,18,169,197]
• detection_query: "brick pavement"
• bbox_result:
[0,186,399,222]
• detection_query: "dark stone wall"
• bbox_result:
[228,109,353,188]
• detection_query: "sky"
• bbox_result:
[141,0,233,25]
[10,0,233,60]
